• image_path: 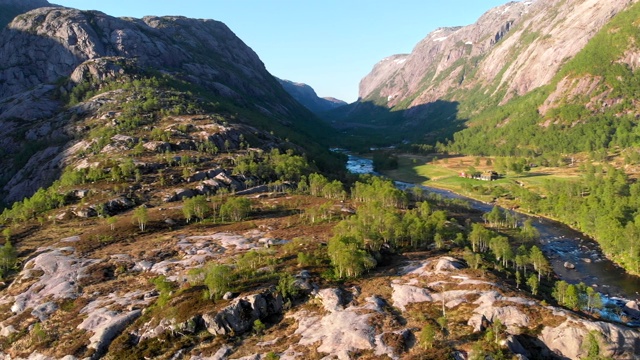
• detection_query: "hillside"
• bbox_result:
[333,0,637,147]
[0,6,341,206]
[277,79,346,114]
[0,0,52,28]
[449,0,640,156]
[0,2,639,360]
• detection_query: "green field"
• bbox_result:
[380,155,580,196]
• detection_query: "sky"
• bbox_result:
[52,1,510,103]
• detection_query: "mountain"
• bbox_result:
[0,3,639,359]
[449,0,640,156]
[337,0,637,148]
[0,6,341,204]
[0,0,53,28]
[277,78,346,114]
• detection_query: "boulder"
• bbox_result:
[163,188,197,202]
[104,196,135,213]
[468,314,492,332]
[80,309,142,355]
[297,270,311,279]
[143,141,172,153]
[72,206,97,218]
[293,279,314,294]
[391,284,432,311]
[563,262,575,269]
[539,319,640,359]
[196,179,222,195]
[506,335,531,358]
[468,306,530,332]
[176,140,196,150]
[317,288,345,312]
[187,171,209,183]
[206,168,225,178]
[625,300,639,311]
[0,325,16,338]
[70,189,90,199]
[175,188,196,200]
[110,134,138,149]
[434,256,466,273]
[202,290,283,336]
[214,171,245,191]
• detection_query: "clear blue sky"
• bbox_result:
[52,1,511,103]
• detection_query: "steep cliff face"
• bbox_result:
[278,78,347,114]
[359,1,532,107]
[0,8,291,111]
[0,0,52,28]
[0,7,338,204]
[358,0,636,114]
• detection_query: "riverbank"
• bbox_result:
[345,152,640,301]
[378,153,640,275]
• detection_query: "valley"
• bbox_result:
[348,153,640,301]
[1,0,640,359]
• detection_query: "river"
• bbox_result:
[344,152,640,306]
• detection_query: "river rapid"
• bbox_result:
[344,152,640,308]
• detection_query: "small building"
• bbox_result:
[479,171,499,181]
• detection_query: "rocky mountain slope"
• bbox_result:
[448,0,640,156]
[0,5,339,205]
[336,0,638,146]
[0,2,638,360]
[277,79,346,114]
[0,0,52,28]
[360,0,634,107]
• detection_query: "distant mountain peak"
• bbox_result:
[278,78,347,114]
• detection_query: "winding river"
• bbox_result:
[345,153,640,305]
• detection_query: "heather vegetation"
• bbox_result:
[2,1,640,358]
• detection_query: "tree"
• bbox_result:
[220,197,251,222]
[515,245,529,276]
[469,223,491,253]
[565,284,580,309]
[2,228,11,242]
[586,287,603,313]
[277,273,299,301]
[236,250,263,278]
[529,245,550,281]
[132,206,149,231]
[0,239,17,272]
[489,235,513,267]
[437,316,448,339]
[183,195,210,223]
[463,248,482,270]
[106,216,117,231]
[419,323,437,349]
[203,264,232,300]
[484,207,504,227]
[519,219,540,241]
[527,274,539,295]
[491,319,506,343]
[582,330,609,360]
[253,319,266,335]
[434,233,445,250]
[552,280,569,306]
[327,235,376,279]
